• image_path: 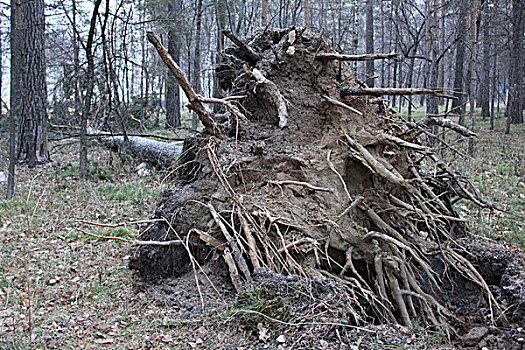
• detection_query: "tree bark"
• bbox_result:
[79,0,102,179]
[16,0,49,167]
[451,0,468,121]
[192,0,203,130]
[365,0,375,87]
[304,0,310,29]
[7,0,21,198]
[506,0,524,133]
[166,0,182,129]
[480,0,490,120]
[262,0,268,26]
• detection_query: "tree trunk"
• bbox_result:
[192,0,203,130]
[467,0,479,156]
[79,0,102,179]
[506,0,524,133]
[7,0,21,198]
[262,0,268,26]
[16,0,49,167]
[480,0,490,120]
[451,0,468,122]
[166,0,182,129]
[365,0,375,87]
[304,0,310,29]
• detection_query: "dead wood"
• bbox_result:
[130,28,510,332]
[147,32,222,138]
[222,30,260,64]
[102,135,182,168]
[316,52,399,61]
[341,87,455,99]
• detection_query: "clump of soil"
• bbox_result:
[129,27,524,344]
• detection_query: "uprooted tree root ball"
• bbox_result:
[129,28,520,333]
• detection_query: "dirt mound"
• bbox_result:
[130,27,522,337]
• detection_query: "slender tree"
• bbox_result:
[365,0,375,87]
[7,0,21,199]
[262,0,268,26]
[192,0,203,129]
[451,0,468,122]
[166,0,182,129]
[79,0,103,179]
[506,0,524,133]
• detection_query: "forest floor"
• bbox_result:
[0,112,523,349]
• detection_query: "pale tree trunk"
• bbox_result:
[467,0,479,155]
[192,0,203,129]
[7,0,21,199]
[490,0,499,130]
[79,0,102,179]
[16,0,49,168]
[72,0,81,115]
[365,0,375,87]
[213,0,227,112]
[166,0,182,129]
[506,0,524,134]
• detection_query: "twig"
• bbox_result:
[77,228,183,246]
[322,95,363,116]
[277,238,318,254]
[77,218,165,228]
[267,180,332,192]
[227,309,377,333]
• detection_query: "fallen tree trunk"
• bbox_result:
[102,135,182,168]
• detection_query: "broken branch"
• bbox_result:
[147,32,222,138]
[341,87,456,100]
[316,52,399,61]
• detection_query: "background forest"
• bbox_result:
[0,0,524,349]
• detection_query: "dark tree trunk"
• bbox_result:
[365,0,375,87]
[166,0,182,129]
[506,0,524,133]
[79,0,102,179]
[451,0,468,122]
[16,0,49,167]
[480,0,490,120]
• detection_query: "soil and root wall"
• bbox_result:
[130,28,521,332]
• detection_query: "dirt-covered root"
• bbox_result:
[130,27,510,331]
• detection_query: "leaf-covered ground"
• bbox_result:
[0,115,523,348]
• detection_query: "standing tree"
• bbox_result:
[166,0,182,129]
[451,0,468,120]
[7,0,21,199]
[506,0,524,133]
[365,0,375,87]
[79,0,103,179]
[15,0,49,167]
[192,0,203,129]
[262,0,268,26]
